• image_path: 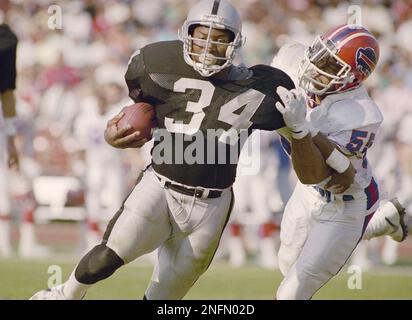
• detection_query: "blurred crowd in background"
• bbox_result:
[1,0,412,267]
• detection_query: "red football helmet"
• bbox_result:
[298,24,380,96]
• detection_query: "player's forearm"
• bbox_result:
[1,90,17,118]
[312,132,336,159]
[312,132,356,175]
[291,134,332,184]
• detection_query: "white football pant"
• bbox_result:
[277,181,375,300]
[105,166,233,299]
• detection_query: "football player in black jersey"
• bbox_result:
[30,0,352,300]
[30,0,294,300]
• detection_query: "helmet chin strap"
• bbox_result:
[317,75,360,97]
[198,53,218,66]
[193,58,231,77]
[189,44,235,77]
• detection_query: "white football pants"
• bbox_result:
[104,165,233,299]
[277,181,375,300]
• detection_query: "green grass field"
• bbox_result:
[1,258,411,300]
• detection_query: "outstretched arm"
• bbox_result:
[276,87,355,193]
[290,132,332,184]
[311,132,356,193]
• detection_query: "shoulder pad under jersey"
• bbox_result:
[142,40,197,76]
[271,42,306,86]
[320,94,383,134]
[249,64,295,94]
[125,40,199,103]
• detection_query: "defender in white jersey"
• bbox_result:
[271,25,407,299]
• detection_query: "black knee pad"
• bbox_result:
[75,244,124,285]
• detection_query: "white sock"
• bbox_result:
[63,270,91,299]
[228,236,246,267]
[0,219,12,255]
[19,222,38,252]
[363,201,393,240]
[259,237,279,269]
[382,238,399,265]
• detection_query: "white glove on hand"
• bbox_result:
[275,87,309,139]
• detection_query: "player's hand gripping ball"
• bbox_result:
[117,102,157,140]
[104,102,157,149]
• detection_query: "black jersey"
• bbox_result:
[0,24,17,93]
[125,40,294,189]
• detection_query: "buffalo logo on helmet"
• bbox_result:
[355,47,377,76]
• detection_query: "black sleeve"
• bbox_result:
[0,25,18,93]
[250,95,286,131]
[125,50,145,103]
[249,65,295,131]
[124,49,164,106]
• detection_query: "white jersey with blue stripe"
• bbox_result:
[308,85,383,193]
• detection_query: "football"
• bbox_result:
[117,102,157,140]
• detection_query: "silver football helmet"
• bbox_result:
[178,0,245,77]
